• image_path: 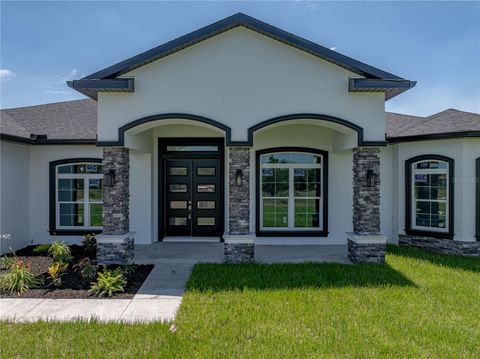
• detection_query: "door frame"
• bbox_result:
[158,137,225,240]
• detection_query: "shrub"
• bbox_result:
[48,240,72,263]
[90,267,126,297]
[32,244,51,255]
[47,261,69,287]
[74,258,97,284]
[0,260,42,294]
[82,234,97,253]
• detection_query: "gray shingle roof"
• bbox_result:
[386,109,480,139]
[1,99,478,143]
[0,99,97,140]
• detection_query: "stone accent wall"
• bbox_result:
[224,243,254,263]
[103,147,129,235]
[352,147,380,235]
[97,235,134,265]
[399,234,480,257]
[228,148,250,234]
[347,240,386,264]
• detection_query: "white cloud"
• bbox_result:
[329,47,337,51]
[0,69,14,81]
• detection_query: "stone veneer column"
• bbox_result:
[224,147,254,263]
[97,147,134,265]
[347,147,386,264]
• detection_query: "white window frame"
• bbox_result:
[56,163,103,230]
[260,153,323,231]
[411,160,449,233]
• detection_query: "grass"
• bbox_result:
[1,245,479,358]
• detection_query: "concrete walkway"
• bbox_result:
[1,243,349,323]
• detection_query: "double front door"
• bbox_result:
[165,159,221,236]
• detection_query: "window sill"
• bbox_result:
[256,230,328,237]
[49,229,103,236]
[405,229,454,240]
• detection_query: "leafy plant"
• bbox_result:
[74,258,97,284]
[33,244,51,255]
[47,261,69,287]
[89,267,126,297]
[82,234,97,253]
[48,240,72,263]
[0,255,16,270]
[0,260,42,294]
[121,263,137,276]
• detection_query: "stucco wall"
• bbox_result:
[251,124,354,244]
[392,138,480,242]
[98,27,385,144]
[28,145,102,245]
[0,142,30,254]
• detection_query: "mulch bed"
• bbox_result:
[1,245,153,299]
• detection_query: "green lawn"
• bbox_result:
[1,246,479,358]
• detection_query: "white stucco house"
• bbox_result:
[1,13,479,261]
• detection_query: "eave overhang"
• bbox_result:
[349,78,417,100]
[67,78,134,100]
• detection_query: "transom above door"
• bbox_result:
[160,138,224,239]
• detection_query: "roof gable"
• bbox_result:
[84,13,402,81]
[68,13,415,100]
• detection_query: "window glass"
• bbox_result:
[56,162,103,229]
[197,217,215,226]
[169,167,188,176]
[197,184,215,193]
[169,184,188,193]
[197,201,215,209]
[412,160,448,231]
[166,145,218,152]
[197,167,215,176]
[170,201,188,209]
[260,151,323,231]
[169,217,187,226]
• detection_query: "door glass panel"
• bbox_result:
[197,201,215,209]
[197,217,215,226]
[197,167,216,176]
[169,184,188,193]
[197,184,215,193]
[167,145,218,152]
[169,167,188,176]
[169,217,187,226]
[170,201,188,209]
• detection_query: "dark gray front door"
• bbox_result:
[165,158,221,236]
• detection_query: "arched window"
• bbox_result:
[49,159,103,235]
[256,148,328,236]
[405,155,454,238]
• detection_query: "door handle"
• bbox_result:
[188,201,192,219]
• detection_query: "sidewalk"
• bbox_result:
[0,263,192,323]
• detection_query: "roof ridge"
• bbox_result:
[1,98,92,111]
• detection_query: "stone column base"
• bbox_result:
[96,232,135,265]
[399,234,479,257]
[224,235,254,264]
[347,233,387,264]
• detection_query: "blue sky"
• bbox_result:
[1,1,479,116]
